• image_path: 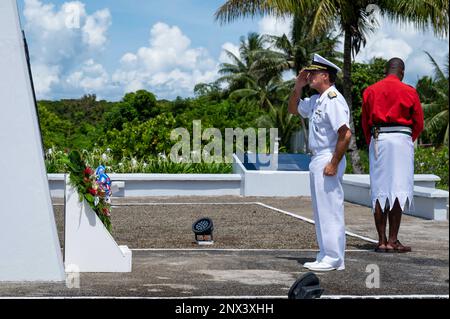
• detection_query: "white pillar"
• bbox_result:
[0,0,65,281]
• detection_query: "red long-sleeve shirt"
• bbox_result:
[361,74,424,145]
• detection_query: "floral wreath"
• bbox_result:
[65,150,112,232]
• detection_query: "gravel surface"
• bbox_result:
[53,203,372,250]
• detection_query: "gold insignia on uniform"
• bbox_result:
[328,91,337,99]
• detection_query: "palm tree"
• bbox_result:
[215,0,449,173]
[268,12,343,75]
[262,12,343,149]
[421,52,449,145]
[256,102,301,150]
[239,31,267,66]
[218,32,275,91]
[229,76,299,149]
[218,48,254,92]
[229,76,281,109]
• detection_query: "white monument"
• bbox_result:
[64,178,132,272]
[0,0,65,281]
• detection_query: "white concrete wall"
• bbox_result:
[49,174,242,198]
[243,170,310,197]
[232,154,311,197]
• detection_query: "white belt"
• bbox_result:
[372,126,412,160]
[377,126,412,135]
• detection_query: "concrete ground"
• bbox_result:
[0,196,448,298]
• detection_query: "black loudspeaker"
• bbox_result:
[288,272,324,299]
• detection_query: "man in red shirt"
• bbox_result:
[362,58,424,253]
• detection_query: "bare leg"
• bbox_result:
[387,199,411,252]
[374,200,388,250]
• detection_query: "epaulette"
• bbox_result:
[328,91,337,99]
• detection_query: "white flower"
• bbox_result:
[94,196,99,206]
[131,158,137,167]
[143,162,148,168]
[102,153,108,161]
[119,162,123,166]
[158,152,167,160]
[106,148,112,153]
[47,148,53,155]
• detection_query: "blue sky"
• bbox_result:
[17,0,449,101]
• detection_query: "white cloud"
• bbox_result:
[353,13,449,85]
[219,42,240,64]
[31,63,60,98]
[23,2,447,100]
[66,59,110,92]
[23,0,112,98]
[112,22,218,99]
[82,9,112,49]
[356,34,413,62]
[258,15,292,37]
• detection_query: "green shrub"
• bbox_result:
[346,146,449,190]
[415,146,449,190]
[45,147,232,174]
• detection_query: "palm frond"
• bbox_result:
[310,0,338,36]
[379,0,449,38]
[425,51,447,82]
[425,109,449,133]
[215,0,280,24]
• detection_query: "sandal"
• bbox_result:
[386,240,412,253]
[374,244,388,253]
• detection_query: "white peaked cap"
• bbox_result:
[304,53,342,73]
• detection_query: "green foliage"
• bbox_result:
[194,82,223,101]
[415,146,449,190]
[45,148,232,174]
[103,90,162,131]
[345,149,370,174]
[103,102,138,131]
[38,103,72,149]
[123,90,159,121]
[38,95,112,151]
[256,103,301,149]
[102,113,177,159]
[345,147,449,190]
[344,58,386,149]
[417,52,449,145]
[40,95,112,124]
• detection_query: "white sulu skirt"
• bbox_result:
[369,133,414,213]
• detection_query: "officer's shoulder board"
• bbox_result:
[327,91,338,99]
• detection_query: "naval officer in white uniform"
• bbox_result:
[288,54,352,272]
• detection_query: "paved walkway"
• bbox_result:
[1,196,448,298]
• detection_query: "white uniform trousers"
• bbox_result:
[309,152,346,269]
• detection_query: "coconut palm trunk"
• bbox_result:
[342,27,363,173]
